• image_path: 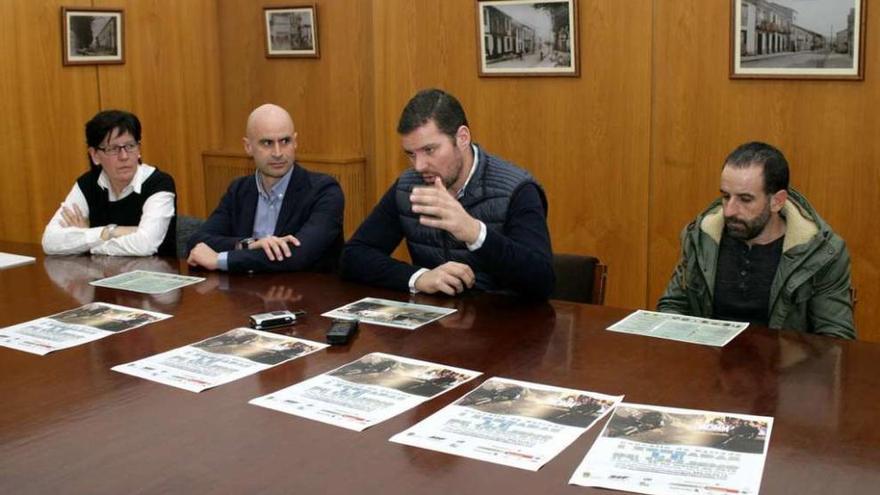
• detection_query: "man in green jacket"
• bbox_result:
[657,142,855,339]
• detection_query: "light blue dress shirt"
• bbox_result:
[217,167,294,271]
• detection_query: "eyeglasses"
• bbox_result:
[96,142,140,156]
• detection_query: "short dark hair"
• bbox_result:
[85,110,142,168]
[396,88,468,139]
[723,141,789,194]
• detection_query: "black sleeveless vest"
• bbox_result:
[76,166,177,256]
[394,146,545,291]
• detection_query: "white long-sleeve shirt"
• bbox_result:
[41,164,175,256]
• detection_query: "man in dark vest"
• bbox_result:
[186,104,343,273]
[341,89,554,299]
[42,110,177,257]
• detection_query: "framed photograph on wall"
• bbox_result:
[61,7,124,66]
[476,0,579,77]
[730,0,865,80]
[264,5,319,58]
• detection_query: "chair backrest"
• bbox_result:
[551,253,607,305]
[176,215,205,258]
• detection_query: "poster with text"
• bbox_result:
[391,377,623,471]
[322,297,456,330]
[0,302,170,355]
[570,403,773,495]
[251,352,480,431]
[113,328,326,392]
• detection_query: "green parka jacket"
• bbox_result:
[657,189,855,339]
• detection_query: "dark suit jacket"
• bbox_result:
[188,164,344,273]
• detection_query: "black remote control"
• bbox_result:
[326,319,358,345]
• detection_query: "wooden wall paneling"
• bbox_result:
[650,1,880,342]
[368,0,436,203]
[95,0,223,219]
[648,1,730,310]
[217,0,369,158]
[370,0,653,309]
[359,1,377,208]
[0,1,100,243]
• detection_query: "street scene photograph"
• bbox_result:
[734,0,862,77]
[62,9,123,65]
[264,6,318,57]
[478,0,576,75]
[267,10,314,51]
[67,13,119,57]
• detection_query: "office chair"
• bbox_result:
[176,215,205,258]
[551,253,607,304]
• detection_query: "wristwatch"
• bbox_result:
[105,224,118,239]
[239,237,256,250]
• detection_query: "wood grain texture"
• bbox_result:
[0,0,221,245]
[216,0,371,157]
[95,0,223,218]
[649,1,880,342]
[0,0,99,243]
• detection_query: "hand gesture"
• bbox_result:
[410,178,481,244]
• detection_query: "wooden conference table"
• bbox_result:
[0,242,878,494]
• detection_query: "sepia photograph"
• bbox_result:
[605,405,771,454]
[264,5,319,58]
[477,0,579,77]
[730,0,865,79]
[329,353,472,398]
[51,303,157,333]
[457,378,616,428]
[61,7,124,65]
[322,297,455,330]
[193,328,318,365]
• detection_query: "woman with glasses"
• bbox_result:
[41,110,177,256]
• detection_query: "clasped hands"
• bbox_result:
[410,177,481,296]
[187,235,300,270]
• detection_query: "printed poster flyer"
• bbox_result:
[608,310,749,347]
[0,252,35,270]
[0,302,171,355]
[569,402,773,495]
[91,270,205,294]
[113,328,327,392]
[390,377,623,471]
[322,297,456,330]
[250,352,480,431]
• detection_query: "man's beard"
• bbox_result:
[440,147,464,190]
[724,205,771,241]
